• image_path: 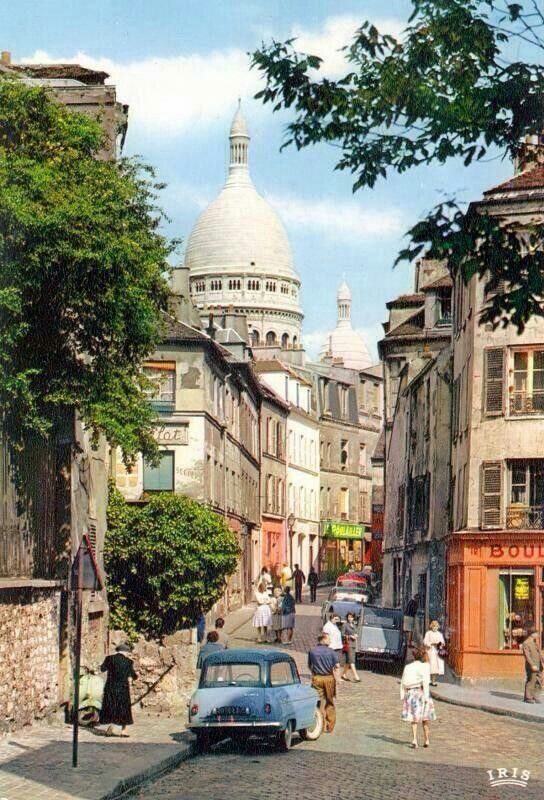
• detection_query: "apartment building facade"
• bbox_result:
[448,166,544,682]
[259,383,288,578]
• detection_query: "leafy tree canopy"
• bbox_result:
[105,487,240,639]
[252,1,544,330]
[0,76,173,462]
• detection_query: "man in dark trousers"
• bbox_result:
[293,563,306,603]
[307,566,319,603]
[308,632,340,733]
[522,627,543,703]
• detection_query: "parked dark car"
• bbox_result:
[355,606,406,668]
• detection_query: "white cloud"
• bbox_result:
[22,48,260,138]
[293,15,404,77]
[266,193,405,242]
[21,14,404,139]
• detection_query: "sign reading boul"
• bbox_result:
[322,521,367,540]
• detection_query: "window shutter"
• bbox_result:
[481,461,502,529]
[484,348,505,416]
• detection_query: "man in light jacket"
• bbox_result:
[521,627,543,703]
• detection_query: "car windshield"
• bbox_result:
[363,609,400,630]
[201,662,262,688]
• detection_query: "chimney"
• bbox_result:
[1,51,11,66]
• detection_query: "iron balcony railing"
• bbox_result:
[506,504,544,530]
[509,390,544,416]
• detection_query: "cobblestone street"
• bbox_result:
[131,596,544,800]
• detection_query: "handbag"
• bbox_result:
[437,642,448,660]
[342,637,350,654]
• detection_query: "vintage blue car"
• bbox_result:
[187,649,323,751]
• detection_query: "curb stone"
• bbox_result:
[100,740,193,799]
[431,688,544,724]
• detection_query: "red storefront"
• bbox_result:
[261,516,286,580]
[447,533,544,681]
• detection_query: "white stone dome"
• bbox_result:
[185,108,297,280]
[320,279,372,370]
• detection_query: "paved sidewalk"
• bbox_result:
[431,680,544,723]
[0,715,192,800]
[0,603,259,800]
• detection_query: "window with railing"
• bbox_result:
[507,459,544,529]
[510,349,544,415]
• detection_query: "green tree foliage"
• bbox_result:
[0,76,173,462]
[105,486,240,639]
[252,1,544,329]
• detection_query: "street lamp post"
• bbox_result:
[287,513,295,582]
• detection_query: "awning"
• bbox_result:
[322,521,367,540]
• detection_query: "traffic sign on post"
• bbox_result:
[71,534,103,767]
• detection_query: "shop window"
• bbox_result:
[143,451,174,492]
[510,348,544,415]
[507,459,544,529]
[499,569,535,649]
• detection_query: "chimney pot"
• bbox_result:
[1,51,11,66]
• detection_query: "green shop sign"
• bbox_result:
[322,521,366,540]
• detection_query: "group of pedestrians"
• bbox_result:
[253,578,296,645]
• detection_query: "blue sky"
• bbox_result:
[1,0,514,360]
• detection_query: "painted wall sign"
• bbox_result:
[154,425,189,444]
[322,520,366,540]
[489,544,544,560]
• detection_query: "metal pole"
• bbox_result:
[72,547,83,768]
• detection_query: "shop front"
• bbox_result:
[447,532,544,682]
[320,521,369,575]
[261,516,286,579]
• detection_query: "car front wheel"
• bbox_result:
[300,707,324,741]
[277,721,294,752]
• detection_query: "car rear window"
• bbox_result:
[362,610,400,629]
[201,663,262,688]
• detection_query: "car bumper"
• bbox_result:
[188,721,282,729]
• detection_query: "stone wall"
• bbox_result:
[110,629,198,716]
[0,586,61,732]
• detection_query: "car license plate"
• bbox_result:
[214,706,249,716]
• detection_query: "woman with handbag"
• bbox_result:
[423,620,446,686]
[341,612,360,682]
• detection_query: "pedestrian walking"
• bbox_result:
[403,594,420,646]
[341,612,360,682]
[280,562,292,590]
[253,580,272,643]
[400,645,436,748]
[260,566,272,592]
[281,585,296,645]
[196,612,206,644]
[99,644,137,737]
[308,566,319,602]
[270,586,283,643]
[308,632,340,733]
[423,620,446,686]
[323,612,343,658]
[214,617,229,649]
[197,630,225,668]
[521,627,544,703]
[293,563,306,603]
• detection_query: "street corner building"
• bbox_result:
[380,154,544,686]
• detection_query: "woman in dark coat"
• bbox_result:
[100,644,137,736]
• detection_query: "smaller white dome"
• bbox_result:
[319,279,372,370]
